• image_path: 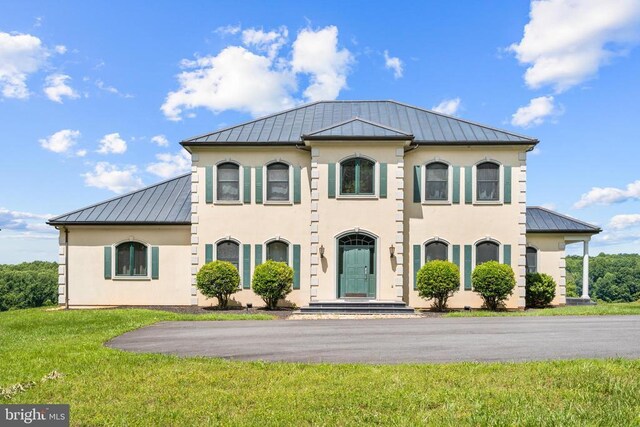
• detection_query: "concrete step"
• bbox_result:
[299,301,415,315]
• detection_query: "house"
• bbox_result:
[47,100,601,310]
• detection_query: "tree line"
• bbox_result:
[566,253,640,302]
[0,261,58,311]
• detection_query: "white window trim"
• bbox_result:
[472,160,503,205]
[526,245,538,273]
[214,161,244,205]
[473,238,502,268]
[264,161,294,205]
[263,237,292,265]
[336,155,379,199]
[423,237,452,263]
[111,240,151,281]
[422,160,453,205]
[214,237,244,289]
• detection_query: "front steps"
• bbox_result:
[565,297,596,306]
[298,300,415,315]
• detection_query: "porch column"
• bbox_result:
[582,239,590,299]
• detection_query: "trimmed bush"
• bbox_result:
[196,261,240,309]
[252,260,293,310]
[472,261,516,310]
[416,260,460,311]
[526,273,556,308]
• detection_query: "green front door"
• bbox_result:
[339,245,375,298]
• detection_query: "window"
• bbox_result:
[267,241,288,264]
[217,163,239,201]
[476,241,499,265]
[477,162,499,201]
[217,240,239,270]
[340,158,375,195]
[425,162,448,201]
[115,242,147,276]
[266,162,289,201]
[526,247,538,273]
[425,241,448,262]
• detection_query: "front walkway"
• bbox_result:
[106,315,640,364]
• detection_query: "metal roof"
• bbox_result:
[181,100,538,146]
[526,206,601,234]
[304,117,413,140]
[48,174,191,225]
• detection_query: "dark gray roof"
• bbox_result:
[526,207,601,234]
[48,174,191,225]
[304,117,413,140]
[182,100,538,146]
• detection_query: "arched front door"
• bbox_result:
[337,233,376,298]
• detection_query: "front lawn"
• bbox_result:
[1,308,639,426]
[445,301,640,317]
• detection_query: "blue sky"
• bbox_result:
[1,0,640,263]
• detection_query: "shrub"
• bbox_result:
[525,273,556,308]
[196,261,240,309]
[252,260,293,310]
[472,261,516,311]
[416,260,460,311]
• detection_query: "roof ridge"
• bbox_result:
[304,116,413,137]
[527,206,601,231]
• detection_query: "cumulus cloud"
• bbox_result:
[43,73,79,103]
[383,50,403,78]
[608,214,640,230]
[83,162,143,194]
[39,129,81,154]
[215,24,241,35]
[75,149,87,157]
[509,0,640,92]
[432,98,461,116]
[511,95,560,127]
[242,26,288,58]
[0,207,55,235]
[150,134,169,147]
[95,79,133,98]
[0,31,48,99]
[574,180,640,208]
[146,150,191,179]
[97,132,127,154]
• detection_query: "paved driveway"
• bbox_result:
[107,315,640,364]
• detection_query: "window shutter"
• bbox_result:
[151,246,159,279]
[413,165,421,203]
[254,244,263,267]
[293,244,301,290]
[294,166,301,204]
[205,166,213,204]
[379,163,387,198]
[452,244,461,269]
[413,244,421,290]
[452,166,461,204]
[328,163,336,198]
[504,165,512,204]
[243,167,251,204]
[464,245,472,290]
[503,244,512,266]
[255,166,263,204]
[242,244,251,289]
[465,166,472,204]
[205,244,213,264]
[104,246,112,279]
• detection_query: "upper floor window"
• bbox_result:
[217,240,239,270]
[267,162,289,201]
[476,162,499,201]
[217,163,239,201]
[425,162,448,201]
[526,247,538,273]
[267,241,289,264]
[341,158,374,195]
[116,241,147,276]
[476,241,499,266]
[425,241,448,262]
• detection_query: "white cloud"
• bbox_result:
[150,135,169,147]
[43,73,79,103]
[39,129,81,154]
[54,45,67,54]
[432,98,461,116]
[95,79,133,98]
[83,162,143,194]
[608,214,640,230]
[75,149,87,157]
[0,207,55,235]
[574,180,640,208]
[97,132,127,154]
[383,50,403,78]
[242,26,288,58]
[215,25,241,35]
[146,150,191,179]
[509,0,640,92]
[0,32,48,99]
[510,95,559,127]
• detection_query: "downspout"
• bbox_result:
[64,227,69,309]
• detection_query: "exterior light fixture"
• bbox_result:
[319,244,325,257]
[389,244,395,257]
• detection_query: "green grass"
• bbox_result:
[1,308,639,426]
[445,301,640,317]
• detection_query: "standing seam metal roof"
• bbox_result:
[526,207,601,234]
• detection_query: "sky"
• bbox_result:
[1,0,640,263]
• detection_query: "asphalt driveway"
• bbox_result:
[106,315,640,364]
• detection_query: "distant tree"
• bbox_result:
[566,253,640,302]
[0,262,58,311]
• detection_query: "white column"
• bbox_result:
[582,239,590,299]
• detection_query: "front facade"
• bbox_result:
[49,101,600,309]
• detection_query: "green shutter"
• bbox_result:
[293,244,301,290]
[413,244,421,290]
[205,244,213,264]
[104,246,112,279]
[205,166,213,204]
[413,165,421,203]
[464,245,472,290]
[503,244,512,266]
[255,166,263,204]
[379,163,387,198]
[328,163,336,198]
[242,244,251,289]
[453,166,461,204]
[465,166,472,204]
[294,166,301,204]
[151,246,159,279]
[504,165,512,204]
[452,245,460,268]
[255,244,263,266]
[243,167,251,204]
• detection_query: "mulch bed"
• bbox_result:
[118,305,294,319]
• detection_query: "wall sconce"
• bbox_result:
[319,244,325,258]
[389,244,395,258]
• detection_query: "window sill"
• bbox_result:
[337,195,378,200]
[264,200,293,206]
[473,201,503,206]
[214,201,243,206]
[422,200,451,205]
[112,276,151,281]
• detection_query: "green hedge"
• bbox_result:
[525,273,556,308]
[196,261,240,308]
[0,262,58,311]
[252,261,293,310]
[416,260,460,311]
[472,261,516,311]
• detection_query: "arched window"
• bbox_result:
[340,158,375,195]
[115,242,147,276]
[526,247,538,273]
[217,240,239,270]
[476,241,499,266]
[267,241,288,264]
[217,163,240,201]
[266,162,289,201]
[477,162,499,201]
[425,241,448,262]
[425,162,448,201]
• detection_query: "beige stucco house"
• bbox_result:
[48,101,600,311]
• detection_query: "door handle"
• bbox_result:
[364,266,368,275]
